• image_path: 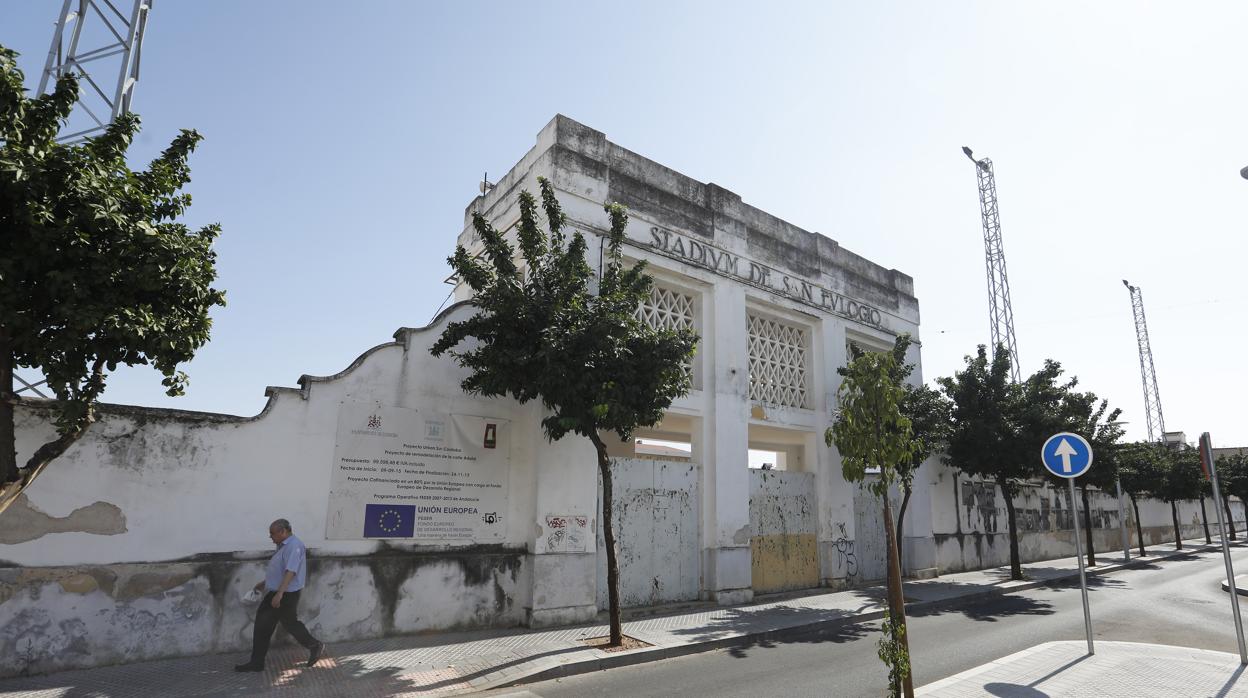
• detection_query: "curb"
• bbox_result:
[1219,575,1248,596]
[475,539,1244,694]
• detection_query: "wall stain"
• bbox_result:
[0,495,126,545]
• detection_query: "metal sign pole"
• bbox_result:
[1070,478,1094,655]
[1202,432,1246,664]
[1115,478,1131,563]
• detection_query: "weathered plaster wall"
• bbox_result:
[0,550,528,677]
[595,458,699,609]
[927,462,1247,574]
[0,303,574,677]
[749,469,818,594]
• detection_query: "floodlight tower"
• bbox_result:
[963,147,1021,382]
[1123,280,1166,442]
[37,0,153,142]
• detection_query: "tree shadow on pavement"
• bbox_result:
[664,604,874,650]
[906,592,1055,622]
[1046,574,1127,592]
[722,620,875,659]
[40,642,593,698]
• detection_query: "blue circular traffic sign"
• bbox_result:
[1041,432,1094,478]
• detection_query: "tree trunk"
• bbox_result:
[1130,494,1145,557]
[1079,484,1095,567]
[1225,496,1237,541]
[1171,500,1182,550]
[882,488,914,698]
[590,432,622,646]
[896,484,911,576]
[0,326,16,484]
[0,358,104,517]
[1199,496,1212,544]
[998,476,1023,580]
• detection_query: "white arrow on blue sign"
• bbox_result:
[1041,432,1094,478]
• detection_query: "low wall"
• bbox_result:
[929,465,1247,574]
[0,547,529,677]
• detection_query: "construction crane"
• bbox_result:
[1123,280,1166,442]
[14,1,153,399]
[963,146,1021,383]
[37,0,153,143]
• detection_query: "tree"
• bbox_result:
[1117,441,1168,557]
[843,335,951,573]
[0,46,225,514]
[1218,453,1248,540]
[828,350,917,698]
[1151,447,1203,550]
[1053,390,1124,567]
[432,178,696,646]
[939,345,1076,581]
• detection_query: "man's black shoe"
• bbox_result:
[307,642,324,667]
[234,662,264,672]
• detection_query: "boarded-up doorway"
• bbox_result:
[750,469,818,594]
[596,458,700,609]
[853,478,893,583]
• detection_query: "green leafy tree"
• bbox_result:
[1117,441,1168,556]
[0,46,225,514]
[842,335,951,572]
[939,345,1027,580]
[1151,447,1204,550]
[827,350,917,698]
[1049,390,1123,567]
[432,178,696,646]
[1217,453,1248,539]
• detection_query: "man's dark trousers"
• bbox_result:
[249,590,318,665]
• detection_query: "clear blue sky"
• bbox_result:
[6,2,1248,446]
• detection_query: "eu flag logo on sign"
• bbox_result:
[363,504,415,538]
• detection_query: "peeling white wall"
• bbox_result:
[927,461,1247,574]
[595,458,700,609]
[750,469,819,593]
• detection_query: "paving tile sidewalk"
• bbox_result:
[916,640,1248,697]
[0,536,1235,698]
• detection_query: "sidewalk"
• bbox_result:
[916,640,1248,697]
[0,537,1236,698]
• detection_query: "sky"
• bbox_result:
[5,2,1248,446]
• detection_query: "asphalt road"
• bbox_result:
[486,546,1248,698]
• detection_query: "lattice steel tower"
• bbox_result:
[37,0,153,142]
[963,147,1021,382]
[1123,280,1166,442]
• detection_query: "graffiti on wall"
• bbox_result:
[960,480,999,533]
[957,476,1122,534]
[833,537,858,579]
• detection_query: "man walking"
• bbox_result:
[235,518,325,672]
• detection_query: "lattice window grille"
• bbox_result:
[637,285,697,385]
[748,314,810,409]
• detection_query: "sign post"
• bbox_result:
[1042,432,1095,655]
[1115,478,1131,562]
[1199,432,1247,665]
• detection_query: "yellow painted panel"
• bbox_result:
[751,533,819,594]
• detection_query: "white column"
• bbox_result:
[693,282,753,604]
[816,317,857,587]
